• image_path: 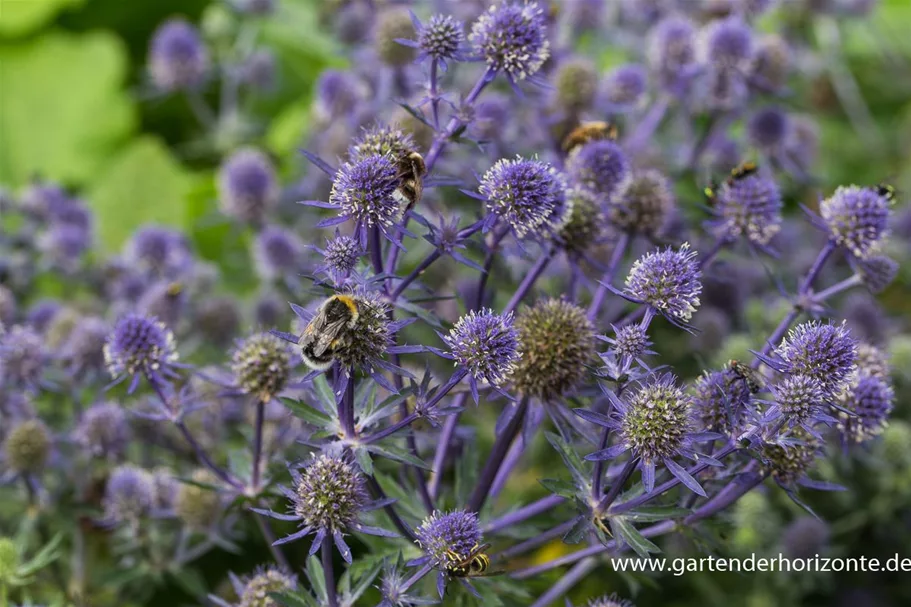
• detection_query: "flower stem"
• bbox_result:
[484,494,566,534]
[812,274,862,303]
[251,399,265,492]
[369,226,384,276]
[390,250,441,301]
[529,557,598,607]
[467,397,529,512]
[364,474,417,541]
[322,535,339,607]
[496,519,575,560]
[587,232,630,319]
[429,395,465,500]
[252,505,291,570]
[424,67,496,172]
[684,465,765,525]
[503,245,555,315]
[596,456,639,513]
[799,241,836,296]
[474,226,509,311]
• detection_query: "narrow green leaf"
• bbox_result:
[366,443,433,471]
[609,517,660,560]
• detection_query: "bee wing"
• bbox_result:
[309,318,351,357]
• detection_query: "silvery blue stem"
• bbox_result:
[587,232,630,319]
[429,393,467,500]
[391,250,441,301]
[529,557,598,607]
[684,465,765,525]
[484,494,566,534]
[474,226,510,311]
[251,399,265,492]
[812,274,862,302]
[596,456,640,513]
[467,396,529,513]
[322,535,338,607]
[364,474,417,541]
[503,245,556,315]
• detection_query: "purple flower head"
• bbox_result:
[698,17,754,70]
[151,467,179,510]
[600,64,648,111]
[553,57,598,111]
[231,332,291,402]
[328,154,402,244]
[782,516,830,560]
[0,325,46,390]
[415,509,482,570]
[748,107,790,151]
[820,185,891,259]
[3,419,51,473]
[196,297,241,347]
[241,50,277,92]
[760,429,820,487]
[103,314,179,391]
[566,140,632,204]
[585,594,635,607]
[0,286,16,327]
[836,374,894,444]
[348,124,416,162]
[854,342,890,378]
[148,19,208,92]
[767,374,827,428]
[39,224,91,268]
[751,34,790,90]
[218,148,280,225]
[624,243,702,323]
[61,316,109,375]
[127,226,194,278]
[647,16,697,95]
[376,9,417,67]
[469,1,551,83]
[20,181,69,220]
[562,0,605,33]
[606,324,654,363]
[253,225,304,281]
[480,156,570,239]
[770,321,857,398]
[692,369,752,435]
[611,169,675,237]
[314,70,367,120]
[852,253,898,294]
[469,93,512,142]
[701,65,748,111]
[76,402,130,459]
[710,173,782,246]
[138,281,188,330]
[408,13,467,66]
[236,567,297,607]
[442,309,521,399]
[26,299,61,333]
[104,465,155,524]
[315,232,363,284]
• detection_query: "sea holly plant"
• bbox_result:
[0,1,907,606]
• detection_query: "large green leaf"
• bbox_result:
[0,30,135,186]
[87,137,196,251]
[0,0,84,37]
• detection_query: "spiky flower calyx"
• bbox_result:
[231,332,291,402]
[711,173,782,245]
[416,14,465,62]
[692,369,751,434]
[611,324,652,361]
[322,234,362,280]
[760,431,819,486]
[239,567,297,607]
[820,185,891,259]
[348,125,416,162]
[443,309,521,389]
[480,156,570,239]
[557,188,604,255]
[469,1,551,82]
[415,509,482,570]
[773,321,857,398]
[294,454,368,532]
[3,419,51,473]
[611,169,674,237]
[625,243,702,322]
[621,374,693,464]
[175,469,221,529]
[103,314,178,382]
[771,374,824,425]
[512,299,595,401]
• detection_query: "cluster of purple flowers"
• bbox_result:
[0,1,905,606]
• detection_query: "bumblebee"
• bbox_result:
[728,161,758,183]
[561,121,619,154]
[875,183,896,204]
[392,150,426,213]
[299,294,360,371]
[728,359,764,394]
[445,543,503,578]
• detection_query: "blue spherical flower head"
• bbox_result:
[253,225,304,281]
[748,106,790,152]
[348,124,416,162]
[566,140,632,203]
[623,243,702,327]
[600,64,647,112]
[479,156,570,239]
[76,402,130,460]
[698,17,754,70]
[218,148,280,225]
[314,70,367,120]
[104,465,155,525]
[820,185,891,259]
[148,19,208,92]
[469,1,551,84]
[710,173,782,246]
[581,374,715,496]
[602,323,655,364]
[326,154,403,245]
[254,454,395,563]
[441,309,521,403]
[415,509,483,593]
[765,374,829,430]
[762,321,857,399]
[692,369,752,435]
[0,325,46,390]
[836,374,894,445]
[103,314,179,393]
[398,13,468,68]
[647,16,698,96]
[313,232,363,284]
[851,254,899,294]
[127,225,194,278]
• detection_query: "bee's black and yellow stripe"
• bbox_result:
[444,543,491,578]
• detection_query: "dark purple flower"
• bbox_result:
[748,106,790,151]
[566,140,632,204]
[851,254,898,294]
[767,321,857,398]
[104,314,179,391]
[836,373,894,445]
[26,299,61,333]
[253,225,304,281]
[76,402,130,459]
[39,224,91,268]
[127,226,194,278]
[709,173,782,246]
[624,243,702,324]
[415,509,482,571]
[148,19,208,91]
[600,64,647,111]
[820,185,891,259]
[0,325,46,389]
[325,154,403,244]
[104,465,155,524]
[61,316,109,375]
[469,1,551,83]
[647,16,697,95]
[218,148,280,225]
[231,332,291,402]
[442,309,521,400]
[698,17,754,70]
[404,13,467,66]
[241,50,277,92]
[314,232,363,284]
[766,374,828,429]
[611,169,675,237]
[314,70,367,120]
[692,369,752,435]
[479,156,569,239]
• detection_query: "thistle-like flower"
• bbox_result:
[647,16,698,95]
[611,169,675,237]
[760,430,820,487]
[148,19,208,92]
[600,64,647,111]
[854,342,890,378]
[76,402,130,460]
[585,594,636,607]
[835,374,894,445]
[348,124,416,162]
[0,325,46,390]
[413,509,485,594]
[104,314,179,392]
[554,58,598,111]
[469,1,551,83]
[126,225,194,278]
[698,17,754,70]
[602,323,654,364]
[231,332,291,403]
[557,188,605,256]
[710,173,782,246]
[748,107,790,152]
[218,148,280,225]
[479,156,570,239]
[253,454,395,562]
[253,225,304,282]
[851,254,899,294]
[321,154,404,245]
[566,140,632,203]
[760,321,857,399]
[376,9,417,67]
[399,13,468,68]
[441,309,521,403]
[820,185,891,259]
[312,232,363,284]
[692,369,752,435]
[512,299,595,402]
[580,374,717,495]
[103,465,155,524]
[60,316,109,375]
[623,243,702,326]
[765,374,830,429]
[3,419,51,474]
